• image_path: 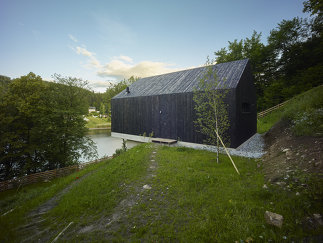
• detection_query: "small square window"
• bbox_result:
[242,102,251,113]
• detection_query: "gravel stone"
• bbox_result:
[234,133,266,158]
[175,133,266,158]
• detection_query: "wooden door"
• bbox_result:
[159,96,170,138]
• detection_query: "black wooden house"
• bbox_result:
[111,59,256,148]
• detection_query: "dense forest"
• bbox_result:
[0,74,98,181]
[214,0,322,110]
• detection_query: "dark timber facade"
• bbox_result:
[111,59,256,148]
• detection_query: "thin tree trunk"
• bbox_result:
[214,128,240,175]
[216,115,219,163]
[214,101,219,163]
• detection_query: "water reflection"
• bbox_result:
[80,129,140,163]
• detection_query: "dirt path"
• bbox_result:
[17,170,96,243]
[61,145,160,241]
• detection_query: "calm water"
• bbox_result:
[80,129,140,163]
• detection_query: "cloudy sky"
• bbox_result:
[0,0,308,92]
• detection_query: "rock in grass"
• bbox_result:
[313,214,323,225]
[265,211,284,228]
[143,184,152,190]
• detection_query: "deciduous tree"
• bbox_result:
[193,58,230,163]
[0,73,97,181]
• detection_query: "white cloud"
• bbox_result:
[86,80,113,93]
[68,34,78,43]
[98,58,178,79]
[91,80,113,89]
[75,46,101,69]
[118,55,133,63]
[72,44,180,82]
[76,46,94,57]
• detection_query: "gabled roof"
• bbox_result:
[113,59,249,99]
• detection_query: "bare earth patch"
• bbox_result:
[261,120,323,240]
[262,120,323,183]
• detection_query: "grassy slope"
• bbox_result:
[2,144,321,242]
[0,144,152,242]
[127,146,322,242]
[0,161,105,242]
[48,144,151,222]
[85,116,111,129]
[130,147,267,242]
[257,85,323,135]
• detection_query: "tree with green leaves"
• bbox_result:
[214,0,323,111]
[48,74,98,168]
[0,73,48,178]
[193,58,230,163]
[0,73,97,181]
[99,102,106,115]
[214,31,268,105]
[263,11,322,107]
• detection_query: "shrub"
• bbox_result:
[113,139,127,157]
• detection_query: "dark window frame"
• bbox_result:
[241,102,251,113]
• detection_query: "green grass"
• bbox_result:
[1,144,322,242]
[257,85,323,135]
[48,144,151,222]
[257,107,287,134]
[0,161,106,242]
[1,87,322,241]
[126,146,323,242]
[85,116,111,128]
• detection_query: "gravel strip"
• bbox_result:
[233,133,266,158]
[176,133,266,159]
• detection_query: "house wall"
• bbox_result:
[234,62,257,147]
[111,89,240,147]
[111,93,199,142]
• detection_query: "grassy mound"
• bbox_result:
[258,85,323,135]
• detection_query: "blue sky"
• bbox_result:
[0,0,308,92]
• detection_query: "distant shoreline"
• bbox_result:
[88,127,111,130]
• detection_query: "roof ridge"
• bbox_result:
[112,59,249,99]
[138,58,249,81]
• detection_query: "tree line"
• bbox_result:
[83,76,138,117]
[214,0,322,110]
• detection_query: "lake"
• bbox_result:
[80,129,141,163]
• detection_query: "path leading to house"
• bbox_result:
[55,145,161,241]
